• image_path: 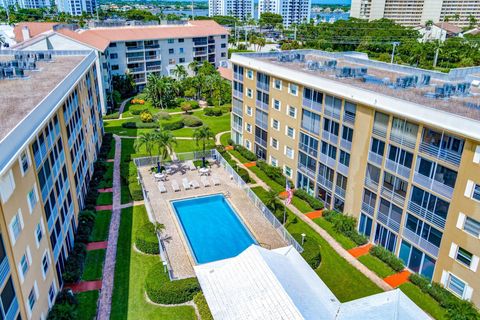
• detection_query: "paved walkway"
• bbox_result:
[97,135,122,320]
[384,270,411,288]
[215,131,230,145]
[66,280,102,293]
[348,243,373,258]
[118,98,131,119]
[87,241,109,251]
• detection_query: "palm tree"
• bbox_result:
[144,74,173,109]
[153,222,165,234]
[188,60,199,76]
[154,130,177,164]
[0,34,5,48]
[193,126,215,167]
[171,64,188,80]
[264,189,281,213]
[135,132,156,158]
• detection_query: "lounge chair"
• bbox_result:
[212,175,220,186]
[188,161,196,171]
[182,178,191,190]
[158,181,167,193]
[191,180,200,189]
[171,180,180,192]
[201,176,210,187]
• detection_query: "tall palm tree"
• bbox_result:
[265,189,281,213]
[171,64,188,80]
[145,74,173,109]
[154,130,177,164]
[193,126,215,167]
[188,60,199,76]
[135,132,156,158]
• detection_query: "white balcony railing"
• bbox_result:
[322,130,339,145]
[419,142,462,167]
[361,202,375,217]
[384,158,411,179]
[340,138,352,151]
[317,175,333,190]
[380,186,406,206]
[364,176,379,191]
[412,172,454,199]
[319,152,337,169]
[407,201,446,229]
[402,228,440,257]
[298,163,316,179]
[337,162,349,176]
[368,151,383,166]
[377,211,400,232]
[335,185,346,199]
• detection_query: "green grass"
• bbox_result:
[291,196,314,213]
[251,186,382,302]
[82,249,106,281]
[76,290,99,320]
[358,254,396,278]
[90,211,111,242]
[107,138,116,160]
[220,131,231,146]
[173,140,216,154]
[96,192,112,206]
[228,149,250,163]
[121,186,133,204]
[248,166,284,191]
[312,218,357,250]
[111,206,196,320]
[400,283,447,320]
[97,162,114,189]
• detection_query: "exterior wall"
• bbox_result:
[258,0,311,27]
[208,0,254,20]
[231,59,480,307]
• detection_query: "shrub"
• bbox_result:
[294,189,324,210]
[131,98,145,105]
[234,145,257,161]
[131,108,148,115]
[227,138,234,146]
[47,301,77,320]
[155,111,171,121]
[162,120,184,131]
[135,223,160,254]
[190,100,200,109]
[175,97,186,106]
[182,115,203,127]
[193,292,213,320]
[369,245,404,272]
[256,160,290,186]
[121,121,158,129]
[204,108,223,116]
[140,111,154,123]
[322,210,367,245]
[292,233,321,269]
[181,101,193,113]
[76,211,96,243]
[62,243,87,283]
[236,167,251,183]
[145,263,200,304]
[103,112,119,120]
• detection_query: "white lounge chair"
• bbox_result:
[191,180,200,189]
[201,176,210,187]
[171,180,180,192]
[188,161,196,171]
[212,175,220,186]
[158,181,167,193]
[182,178,191,190]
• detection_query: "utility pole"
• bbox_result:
[433,47,440,68]
[391,41,399,64]
[294,25,297,41]
[191,0,194,20]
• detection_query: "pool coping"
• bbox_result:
[168,193,260,266]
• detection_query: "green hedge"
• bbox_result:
[193,293,213,320]
[294,189,324,210]
[63,243,87,283]
[369,245,404,272]
[236,167,251,183]
[233,145,257,161]
[204,108,223,116]
[145,263,200,304]
[122,121,159,129]
[135,223,160,254]
[256,160,292,187]
[322,210,368,246]
[292,233,322,269]
[162,120,185,131]
[155,111,171,120]
[182,115,203,127]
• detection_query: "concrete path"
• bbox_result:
[118,98,131,119]
[168,107,205,115]
[215,131,230,145]
[97,135,122,320]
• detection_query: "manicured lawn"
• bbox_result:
[173,140,216,154]
[76,290,99,320]
[120,139,147,204]
[358,254,396,278]
[97,162,114,189]
[291,196,314,213]
[90,211,111,242]
[228,149,250,164]
[111,206,196,320]
[312,218,357,250]
[251,187,383,302]
[400,283,447,320]
[82,249,106,281]
[96,192,112,206]
[220,131,231,146]
[121,186,133,205]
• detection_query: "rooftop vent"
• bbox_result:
[336,67,367,78]
[393,75,418,89]
[425,82,470,99]
[277,53,305,63]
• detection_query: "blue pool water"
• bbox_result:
[171,194,256,264]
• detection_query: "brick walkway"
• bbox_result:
[384,270,411,288]
[95,204,113,211]
[65,280,102,293]
[305,210,323,219]
[348,243,373,258]
[87,241,108,251]
[97,135,122,320]
[98,188,113,193]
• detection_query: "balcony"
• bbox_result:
[145,55,161,61]
[335,185,346,199]
[129,66,145,73]
[337,162,349,176]
[257,81,269,92]
[234,72,244,82]
[322,130,339,145]
[402,228,440,257]
[144,44,160,49]
[380,186,406,207]
[324,108,341,120]
[255,137,267,148]
[372,125,387,138]
[384,159,411,179]
[146,65,161,72]
[0,256,10,285]
[317,175,333,190]
[126,56,144,63]
[362,202,375,217]
[256,99,268,111]
[193,41,208,46]
[390,133,417,150]
[413,172,454,199]
[343,113,355,125]
[364,176,379,191]
[419,142,462,167]
[233,90,243,100]
[368,151,383,166]
[133,76,146,84]
[319,152,337,169]
[232,122,242,132]
[407,201,446,229]
[302,98,322,113]
[126,45,144,51]
[299,143,318,158]
[299,163,316,179]
[5,297,18,320]
[377,210,400,232]
[232,101,243,116]
[340,138,352,151]
[194,50,208,57]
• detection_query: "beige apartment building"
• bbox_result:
[231,50,480,307]
[351,0,480,27]
[0,49,104,319]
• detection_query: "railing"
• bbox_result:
[319,152,337,169]
[145,44,160,49]
[402,228,440,257]
[364,176,379,191]
[384,159,411,179]
[146,65,161,71]
[232,103,243,116]
[380,186,406,206]
[234,72,244,82]
[317,175,333,190]
[194,50,208,57]
[298,163,316,179]
[419,142,462,167]
[133,77,146,84]
[127,56,144,63]
[299,143,318,158]
[255,137,267,148]
[127,45,144,51]
[340,138,352,151]
[5,298,18,320]
[193,41,208,46]
[390,133,417,149]
[413,172,454,199]
[337,162,349,176]
[335,185,346,199]
[368,151,383,166]
[145,55,161,61]
[324,107,341,120]
[256,99,268,111]
[302,98,322,113]
[322,130,339,145]
[0,256,10,285]
[232,122,242,132]
[257,81,269,92]
[233,90,243,100]
[372,126,387,138]
[343,113,355,125]
[361,202,375,217]
[377,210,400,232]
[407,201,446,229]
[130,66,145,73]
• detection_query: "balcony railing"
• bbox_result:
[126,56,144,63]
[129,66,145,73]
[257,81,269,92]
[412,172,454,199]
[384,159,411,179]
[343,113,355,125]
[337,162,349,176]
[324,108,341,120]
[322,130,339,145]
[319,152,337,169]
[126,45,144,51]
[402,228,440,257]
[255,137,267,148]
[299,143,318,158]
[377,210,400,232]
[146,65,161,71]
[317,175,333,190]
[233,90,243,99]
[335,185,346,199]
[407,201,446,229]
[145,55,161,61]
[5,298,18,320]
[372,125,387,138]
[298,163,316,179]
[362,202,375,217]
[390,132,417,149]
[0,256,10,285]
[194,50,208,57]
[232,122,242,132]
[234,72,244,82]
[256,100,268,111]
[380,186,406,207]
[145,44,160,49]
[302,98,322,113]
[419,142,462,167]
[368,151,383,166]
[340,138,352,151]
[364,176,379,191]
[133,77,146,84]
[193,41,208,46]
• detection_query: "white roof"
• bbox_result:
[195,245,431,320]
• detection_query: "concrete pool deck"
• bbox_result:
[138,162,287,279]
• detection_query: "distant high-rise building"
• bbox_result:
[351,0,480,28]
[208,0,254,21]
[55,0,96,16]
[258,0,311,27]
[0,0,50,9]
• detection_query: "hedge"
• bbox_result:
[135,223,160,254]
[369,245,404,272]
[256,160,292,187]
[62,243,87,283]
[235,167,251,183]
[193,292,213,320]
[122,121,159,129]
[182,115,203,127]
[294,189,324,210]
[145,263,200,304]
[155,111,171,120]
[204,108,223,116]
[162,120,185,131]
[322,210,368,246]
[131,108,148,115]
[233,145,257,161]
[292,233,321,269]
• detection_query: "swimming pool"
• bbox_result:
[171,194,256,264]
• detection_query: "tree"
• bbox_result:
[0,34,5,48]
[144,74,175,109]
[153,222,165,235]
[468,15,478,29]
[264,189,281,213]
[111,74,135,98]
[188,60,199,76]
[259,13,283,29]
[135,132,156,158]
[193,126,215,167]
[171,64,188,80]
[180,101,192,113]
[154,130,177,164]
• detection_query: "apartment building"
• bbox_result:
[0,0,50,9]
[0,49,104,319]
[55,0,97,16]
[231,50,480,307]
[208,0,254,20]
[258,0,311,27]
[351,0,480,27]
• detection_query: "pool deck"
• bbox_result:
[138,162,287,279]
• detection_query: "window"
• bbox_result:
[324,118,339,136]
[1,278,15,314]
[371,138,385,156]
[169,48,174,54]
[27,186,38,213]
[245,140,251,150]
[48,283,56,307]
[273,78,282,90]
[42,252,50,277]
[178,38,184,42]
[339,151,350,167]
[284,166,292,177]
[111,65,119,71]
[221,43,226,48]
[301,110,321,135]
[35,223,43,247]
[473,184,480,201]
[109,42,117,47]
[246,106,252,116]
[221,35,226,39]
[20,151,30,175]
[0,170,15,203]
[285,146,294,159]
[463,216,480,237]
[273,99,281,111]
[246,123,252,133]
[179,48,184,53]
[321,142,337,160]
[167,39,174,43]
[272,119,279,130]
[456,247,473,267]
[247,88,253,98]
[28,287,36,311]
[447,274,466,297]
[288,106,297,118]
[342,126,353,142]
[288,83,298,96]
[247,69,253,79]
[271,138,278,149]
[286,126,295,139]
[9,211,23,243]
[109,53,118,59]
[20,252,29,278]
[168,59,175,65]
[270,156,278,167]
[179,58,185,63]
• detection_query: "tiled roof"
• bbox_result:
[13,22,59,42]
[56,28,111,52]
[218,66,232,81]
[434,22,463,34]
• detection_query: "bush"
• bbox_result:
[292,233,321,269]
[369,245,404,272]
[182,115,203,127]
[194,292,213,320]
[227,138,234,146]
[175,97,186,106]
[131,108,147,115]
[76,211,96,243]
[322,210,368,245]
[204,108,223,117]
[236,167,251,183]
[121,121,159,129]
[256,160,290,186]
[181,101,193,113]
[190,100,200,109]
[145,263,200,304]
[140,111,153,123]
[135,223,160,254]
[162,120,184,131]
[234,145,257,162]
[294,189,324,210]
[155,111,171,121]
[63,243,87,283]
[47,301,77,320]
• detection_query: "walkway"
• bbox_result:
[118,98,131,119]
[97,135,122,320]
[227,152,393,292]
[215,131,230,145]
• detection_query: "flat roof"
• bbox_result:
[0,54,85,141]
